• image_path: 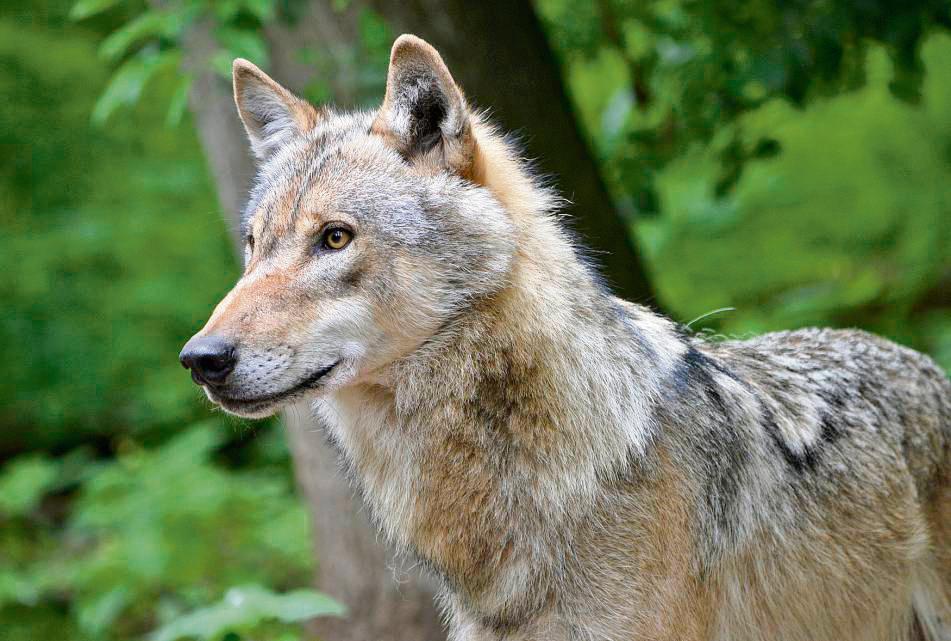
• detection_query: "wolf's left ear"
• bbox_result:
[373,35,477,176]
[233,59,320,162]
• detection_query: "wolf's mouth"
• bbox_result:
[209,361,340,414]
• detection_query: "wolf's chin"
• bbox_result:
[206,361,340,418]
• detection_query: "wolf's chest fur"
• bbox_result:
[316,270,673,605]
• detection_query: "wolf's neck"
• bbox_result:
[317,200,686,604]
[383,227,684,468]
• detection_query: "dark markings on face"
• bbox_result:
[338,262,365,291]
[287,143,331,232]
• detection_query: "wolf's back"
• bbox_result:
[698,327,950,640]
[714,327,949,492]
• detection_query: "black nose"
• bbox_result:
[179,335,237,385]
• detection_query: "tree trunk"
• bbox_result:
[181,2,656,640]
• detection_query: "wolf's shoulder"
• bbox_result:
[701,327,949,488]
[713,326,947,392]
[705,327,950,424]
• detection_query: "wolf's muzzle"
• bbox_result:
[179,335,237,386]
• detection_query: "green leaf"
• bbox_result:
[210,51,234,80]
[150,584,346,641]
[0,455,59,516]
[215,26,269,69]
[241,0,276,22]
[99,11,184,62]
[77,586,130,636]
[68,0,120,21]
[92,50,179,126]
[165,74,193,128]
[212,0,243,22]
[0,569,41,608]
[357,8,391,54]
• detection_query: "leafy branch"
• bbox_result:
[69,0,277,125]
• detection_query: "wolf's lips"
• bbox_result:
[208,361,340,412]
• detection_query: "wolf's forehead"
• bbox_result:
[242,109,398,235]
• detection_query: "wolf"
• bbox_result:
[179,34,951,641]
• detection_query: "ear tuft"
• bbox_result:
[374,35,476,173]
[232,59,319,162]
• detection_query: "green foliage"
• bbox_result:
[2,2,949,641]
[642,38,951,342]
[297,6,392,107]
[68,0,393,126]
[70,0,277,124]
[537,0,951,213]
[0,456,59,516]
[0,5,235,449]
[93,49,182,124]
[152,584,345,641]
[70,0,122,20]
[0,424,323,641]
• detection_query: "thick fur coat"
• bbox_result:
[181,35,951,641]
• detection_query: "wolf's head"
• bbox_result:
[180,35,527,418]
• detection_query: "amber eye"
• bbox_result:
[322,227,353,250]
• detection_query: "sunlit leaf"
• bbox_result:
[91,50,179,125]
[0,456,59,516]
[0,569,41,608]
[165,74,193,127]
[68,0,121,21]
[77,587,130,636]
[150,584,346,641]
[99,11,184,62]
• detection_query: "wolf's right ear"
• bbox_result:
[232,59,320,162]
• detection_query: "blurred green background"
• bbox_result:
[1,0,949,639]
